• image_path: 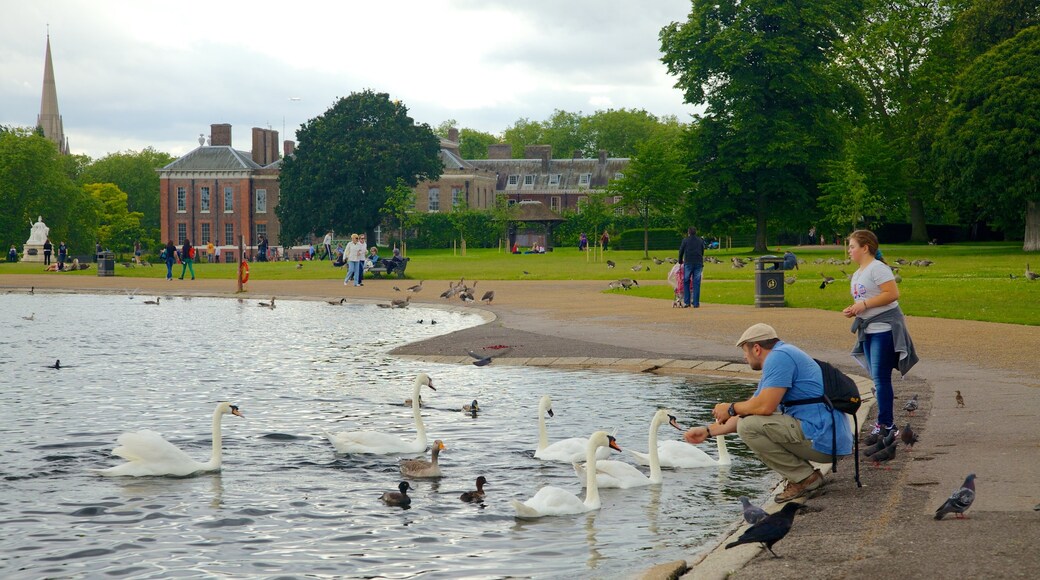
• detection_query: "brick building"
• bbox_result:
[158,124,289,262]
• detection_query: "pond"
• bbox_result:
[0,294,771,579]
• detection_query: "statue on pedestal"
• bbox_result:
[27,216,50,245]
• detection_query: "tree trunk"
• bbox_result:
[754,191,768,253]
[907,192,929,243]
[1024,199,1040,252]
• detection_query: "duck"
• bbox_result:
[460,476,488,502]
[326,298,346,305]
[258,297,276,308]
[403,395,423,408]
[534,395,612,463]
[380,481,412,507]
[326,373,435,454]
[462,400,479,413]
[143,297,160,305]
[400,440,446,478]
[573,409,679,488]
[93,402,244,477]
[627,417,732,468]
[21,313,35,321]
[47,359,61,369]
[512,431,621,518]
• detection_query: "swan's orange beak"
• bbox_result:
[608,435,622,452]
[231,407,244,418]
[668,415,684,430]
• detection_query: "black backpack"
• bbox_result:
[785,359,863,487]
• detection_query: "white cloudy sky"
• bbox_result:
[1,0,697,159]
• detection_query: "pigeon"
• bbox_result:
[407,281,424,293]
[903,393,919,416]
[380,481,412,507]
[900,423,919,450]
[935,474,976,520]
[955,390,965,408]
[480,290,495,304]
[143,297,160,305]
[870,440,898,468]
[819,273,835,289]
[739,496,769,525]
[725,502,800,558]
[863,429,898,457]
[467,347,511,366]
[606,260,616,269]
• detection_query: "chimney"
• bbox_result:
[598,149,607,164]
[525,145,552,173]
[266,129,280,163]
[211,123,232,146]
[283,140,295,157]
[251,128,267,165]
[448,127,459,143]
[487,143,512,159]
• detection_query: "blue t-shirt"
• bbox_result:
[754,341,854,456]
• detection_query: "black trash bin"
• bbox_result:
[97,251,115,277]
[754,255,785,307]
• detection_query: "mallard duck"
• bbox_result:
[460,476,487,502]
[400,440,445,478]
[380,481,412,507]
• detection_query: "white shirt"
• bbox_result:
[851,259,898,333]
[323,233,332,246]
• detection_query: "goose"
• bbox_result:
[573,409,678,488]
[93,402,244,477]
[480,290,495,304]
[326,373,435,454]
[407,280,424,293]
[606,260,616,269]
[143,297,160,305]
[627,419,732,468]
[512,431,621,518]
[1026,263,1038,281]
[534,395,612,463]
[460,476,487,502]
[400,440,445,478]
[462,400,479,413]
[380,481,412,507]
[258,297,276,308]
[393,285,401,292]
[21,313,35,321]
[326,298,346,305]
[391,296,411,308]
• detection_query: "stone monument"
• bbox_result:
[22,216,50,263]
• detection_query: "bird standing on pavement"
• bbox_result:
[739,496,769,525]
[481,290,495,304]
[725,502,801,558]
[903,393,919,416]
[955,390,965,408]
[407,280,424,293]
[863,429,898,457]
[935,473,976,520]
[870,440,898,468]
[900,423,919,451]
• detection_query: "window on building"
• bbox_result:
[507,198,517,206]
[224,186,234,213]
[428,188,440,212]
[547,174,561,188]
[224,223,234,246]
[614,196,625,216]
[201,222,211,245]
[256,223,267,244]
[177,187,186,212]
[578,173,592,186]
[614,172,625,180]
[177,223,186,244]
[522,175,535,189]
[576,196,587,214]
[451,187,463,207]
[550,196,561,212]
[200,187,210,212]
[255,189,267,213]
[507,175,519,189]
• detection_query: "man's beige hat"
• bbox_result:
[735,323,779,347]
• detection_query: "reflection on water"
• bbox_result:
[0,294,772,578]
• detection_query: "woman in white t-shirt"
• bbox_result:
[842,229,902,444]
[344,234,360,286]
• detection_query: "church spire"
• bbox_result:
[37,33,69,155]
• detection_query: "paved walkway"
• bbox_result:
[5,273,1039,578]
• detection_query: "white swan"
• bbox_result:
[326,373,435,454]
[534,395,611,463]
[93,402,244,477]
[574,409,677,488]
[627,421,732,468]
[512,431,621,518]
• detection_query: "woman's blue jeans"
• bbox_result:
[683,263,703,307]
[863,330,897,427]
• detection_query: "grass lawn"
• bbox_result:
[3,242,1037,325]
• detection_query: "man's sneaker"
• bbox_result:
[865,423,898,446]
[775,470,824,503]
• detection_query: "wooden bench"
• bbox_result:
[368,257,410,279]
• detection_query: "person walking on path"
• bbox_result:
[163,240,177,280]
[57,241,68,270]
[350,234,368,286]
[683,323,853,503]
[179,239,196,280]
[322,231,333,261]
[842,229,918,445]
[43,239,53,266]
[678,226,706,308]
[600,230,610,251]
[344,234,361,285]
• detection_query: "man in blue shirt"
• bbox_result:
[683,323,853,503]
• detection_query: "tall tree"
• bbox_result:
[501,118,545,158]
[277,90,443,244]
[84,183,145,253]
[380,178,418,252]
[934,25,1040,251]
[584,109,667,158]
[80,148,174,234]
[661,0,861,252]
